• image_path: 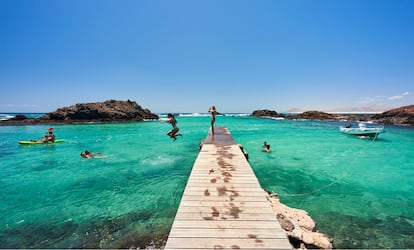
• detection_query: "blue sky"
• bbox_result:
[1,0,413,113]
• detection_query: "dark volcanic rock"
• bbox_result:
[372,105,414,126]
[46,100,158,121]
[0,100,158,125]
[11,114,28,120]
[251,109,279,117]
[249,105,414,126]
[293,111,339,120]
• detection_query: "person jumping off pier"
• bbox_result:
[163,113,182,141]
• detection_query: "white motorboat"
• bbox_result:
[340,122,385,137]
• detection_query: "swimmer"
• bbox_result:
[80,150,105,159]
[262,144,271,153]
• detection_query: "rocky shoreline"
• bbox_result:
[3,101,413,127]
[0,100,158,126]
[251,104,414,126]
[264,190,333,249]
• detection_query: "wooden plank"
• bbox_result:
[181,195,269,202]
[177,200,273,208]
[171,220,283,229]
[184,183,262,190]
[168,228,287,238]
[174,212,278,221]
[188,176,259,181]
[165,238,292,249]
[186,180,261,186]
[188,174,257,179]
[189,172,256,177]
[185,181,261,187]
[189,169,255,173]
[178,206,276,216]
[182,191,267,198]
[183,186,267,193]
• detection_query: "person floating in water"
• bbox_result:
[162,113,182,141]
[208,106,223,134]
[262,144,271,153]
[80,150,104,159]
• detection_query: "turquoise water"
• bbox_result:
[1,115,413,248]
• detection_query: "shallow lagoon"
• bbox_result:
[0,115,413,248]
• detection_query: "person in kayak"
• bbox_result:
[42,128,55,142]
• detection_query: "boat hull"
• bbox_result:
[340,126,384,137]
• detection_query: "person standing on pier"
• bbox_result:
[208,106,223,134]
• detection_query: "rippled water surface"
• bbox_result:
[0,115,413,248]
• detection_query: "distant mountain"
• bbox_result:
[284,108,305,113]
[326,105,393,113]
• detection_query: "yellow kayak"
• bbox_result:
[18,139,65,145]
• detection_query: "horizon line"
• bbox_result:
[1,110,385,115]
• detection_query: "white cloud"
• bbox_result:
[388,95,403,100]
[352,91,411,110]
[388,92,410,100]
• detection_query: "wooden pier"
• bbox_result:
[165,127,291,250]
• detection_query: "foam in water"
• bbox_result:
[0,114,15,121]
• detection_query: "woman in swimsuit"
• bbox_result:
[166,113,182,141]
[208,106,222,134]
